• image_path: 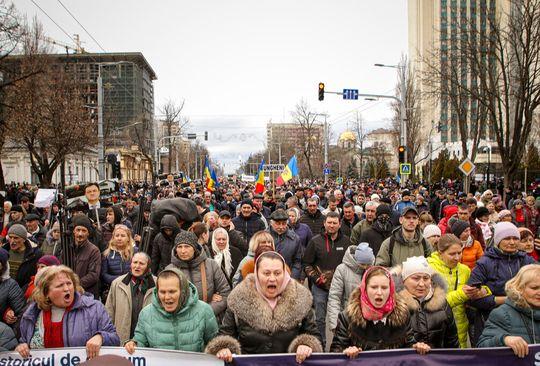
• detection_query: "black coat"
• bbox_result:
[151,215,181,274]
[2,241,42,289]
[205,274,322,355]
[231,213,266,244]
[358,220,392,256]
[330,287,415,352]
[0,274,25,319]
[299,210,325,236]
[392,268,460,348]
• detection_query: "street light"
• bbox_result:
[375,62,407,186]
[331,160,341,178]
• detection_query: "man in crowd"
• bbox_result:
[393,189,415,215]
[299,197,325,235]
[25,214,47,247]
[218,210,248,256]
[457,202,486,248]
[3,224,42,288]
[350,201,379,244]
[340,202,360,238]
[70,215,101,298]
[267,209,303,279]
[303,212,351,347]
[375,206,432,267]
[231,199,266,244]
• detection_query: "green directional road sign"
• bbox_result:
[400,163,412,175]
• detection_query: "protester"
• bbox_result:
[475,207,493,244]
[25,214,47,247]
[450,220,483,270]
[150,214,180,274]
[167,230,230,318]
[101,206,125,250]
[350,201,378,245]
[205,252,322,363]
[518,228,538,261]
[358,204,393,255]
[467,222,536,346]
[231,200,266,244]
[268,209,303,279]
[0,248,25,328]
[17,266,119,359]
[341,202,360,238]
[375,207,431,267]
[124,267,218,353]
[211,228,242,287]
[69,215,101,298]
[233,231,275,286]
[477,264,540,357]
[327,243,374,332]
[190,222,213,258]
[0,320,17,351]
[299,198,325,236]
[105,252,156,344]
[3,224,42,288]
[303,211,351,346]
[423,224,442,250]
[427,234,486,348]
[22,255,61,300]
[41,222,61,257]
[101,225,137,297]
[287,207,313,249]
[330,266,431,356]
[217,210,248,256]
[392,256,460,348]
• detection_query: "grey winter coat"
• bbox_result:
[0,321,17,351]
[327,245,366,330]
[167,248,231,317]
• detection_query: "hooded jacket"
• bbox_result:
[167,246,230,317]
[327,245,367,330]
[105,272,156,344]
[151,215,180,273]
[268,227,303,280]
[438,205,458,234]
[478,298,540,347]
[330,287,415,352]
[392,266,460,348]
[20,292,120,347]
[132,268,218,352]
[0,321,17,351]
[427,251,472,348]
[375,227,431,268]
[205,273,322,355]
[41,229,62,257]
[359,217,393,256]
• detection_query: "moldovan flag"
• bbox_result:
[204,157,218,192]
[254,159,265,194]
[276,155,298,186]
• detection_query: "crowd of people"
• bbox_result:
[0,177,539,362]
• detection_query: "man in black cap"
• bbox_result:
[393,189,416,215]
[218,210,248,256]
[267,209,303,279]
[69,215,101,298]
[231,200,265,244]
[25,214,47,247]
[252,194,271,221]
[375,206,432,267]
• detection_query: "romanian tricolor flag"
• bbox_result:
[254,159,265,194]
[276,155,298,186]
[204,157,218,192]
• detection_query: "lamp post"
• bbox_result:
[483,145,492,189]
[375,62,407,186]
[331,160,341,178]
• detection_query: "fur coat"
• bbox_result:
[205,273,322,355]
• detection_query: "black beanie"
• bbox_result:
[475,206,489,218]
[72,215,94,234]
[376,204,392,217]
[451,220,470,238]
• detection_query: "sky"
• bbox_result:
[17,0,408,173]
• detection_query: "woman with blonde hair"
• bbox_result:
[17,266,119,359]
[101,225,136,297]
[232,231,275,286]
[478,264,540,358]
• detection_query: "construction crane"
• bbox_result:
[40,34,86,54]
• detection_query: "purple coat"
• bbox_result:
[19,292,120,347]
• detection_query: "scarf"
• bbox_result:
[372,216,393,236]
[43,305,70,348]
[360,266,395,322]
[254,252,291,310]
[131,271,152,296]
[211,230,233,277]
[462,236,474,248]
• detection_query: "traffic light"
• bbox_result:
[204,131,208,141]
[318,82,325,101]
[398,145,406,163]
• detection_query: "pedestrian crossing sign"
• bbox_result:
[400,163,411,175]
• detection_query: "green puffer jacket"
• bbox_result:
[478,298,540,347]
[427,252,471,348]
[132,268,218,352]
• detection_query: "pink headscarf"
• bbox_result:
[359,266,395,321]
[254,251,291,310]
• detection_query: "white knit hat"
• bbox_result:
[402,256,434,280]
[423,224,441,239]
[370,194,380,201]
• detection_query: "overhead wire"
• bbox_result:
[56,0,107,52]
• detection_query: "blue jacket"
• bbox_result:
[268,227,303,280]
[478,299,540,347]
[290,222,313,248]
[20,292,120,347]
[101,249,137,286]
[393,200,415,215]
[232,213,266,244]
[468,246,536,312]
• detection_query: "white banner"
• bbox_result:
[0,347,222,366]
[34,189,58,208]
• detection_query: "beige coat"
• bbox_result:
[105,273,156,343]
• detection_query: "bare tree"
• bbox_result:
[392,56,425,181]
[423,0,540,188]
[159,99,189,173]
[291,99,323,180]
[4,20,96,186]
